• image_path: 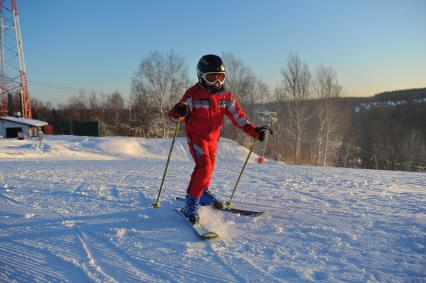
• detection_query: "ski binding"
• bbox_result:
[175,196,265,217]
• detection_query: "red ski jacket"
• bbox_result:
[169,83,258,141]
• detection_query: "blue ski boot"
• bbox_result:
[184,195,200,224]
[200,188,224,209]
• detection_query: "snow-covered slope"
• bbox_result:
[0,136,425,282]
[0,135,254,163]
[354,97,426,112]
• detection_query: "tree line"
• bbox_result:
[31,51,426,172]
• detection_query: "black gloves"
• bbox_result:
[173,102,189,118]
[255,126,273,142]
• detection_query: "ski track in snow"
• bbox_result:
[0,136,425,282]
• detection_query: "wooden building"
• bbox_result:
[0,116,47,139]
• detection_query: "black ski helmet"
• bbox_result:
[197,54,226,90]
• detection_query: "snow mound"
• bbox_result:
[97,138,148,157]
[0,135,258,162]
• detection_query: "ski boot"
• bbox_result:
[184,195,200,224]
[200,188,224,209]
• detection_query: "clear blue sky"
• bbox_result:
[18,0,426,104]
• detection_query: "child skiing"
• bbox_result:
[169,54,271,224]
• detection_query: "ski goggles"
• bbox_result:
[201,72,226,84]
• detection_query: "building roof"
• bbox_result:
[0,116,48,127]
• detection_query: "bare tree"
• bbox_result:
[221,52,253,106]
[253,79,271,115]
[314,65,342,166]
[279,53,312,164]
[63,91,89,122]
[221,53,264,144]
[400,128,426,171]
[103,91,125,135]
[336,109,360,168]
[31,98,54,121]
[131,50,190,138]
[88,92,106,122]
[127,91,157,137]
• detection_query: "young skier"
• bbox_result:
[169,54,271,223]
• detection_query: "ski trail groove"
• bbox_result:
[207,242,248,282]
[83,230,167,282]
[48,206,120,282]
[0,190,118,282]
[76,231,118,283]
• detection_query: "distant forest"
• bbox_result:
[30,51,426,172]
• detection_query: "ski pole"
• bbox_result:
[226,137,258,207]
[152,119,181,209]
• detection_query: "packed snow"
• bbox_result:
[0,135,425,282]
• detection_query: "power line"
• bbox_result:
[28,80,86,92]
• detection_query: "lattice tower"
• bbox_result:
[0,0,31,118]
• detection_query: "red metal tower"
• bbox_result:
[0,0,31,119]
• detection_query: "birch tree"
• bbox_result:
[131,51,190,137]
[314,65,341,166]
[279,53,312,164]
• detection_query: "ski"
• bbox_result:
[223,206,265,217]
[175,208,219,240]
[175,197,265,217]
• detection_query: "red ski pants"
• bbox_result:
[186,137,218,199]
